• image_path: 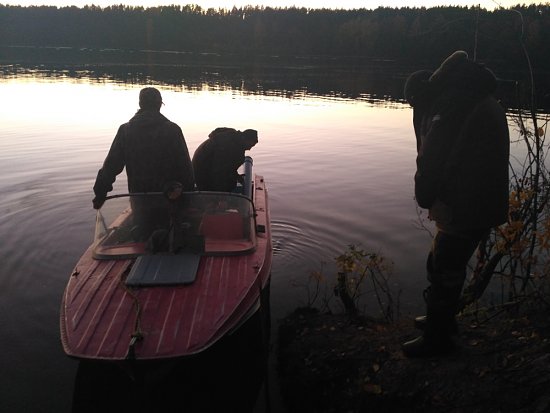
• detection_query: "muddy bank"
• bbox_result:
[276,307,550,413]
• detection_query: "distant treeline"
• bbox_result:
[1,4,549,73]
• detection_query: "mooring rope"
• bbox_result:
[120,269,144,360]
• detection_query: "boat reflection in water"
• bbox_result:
[61,158,272,412]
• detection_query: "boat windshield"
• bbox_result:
[93,192,256,259]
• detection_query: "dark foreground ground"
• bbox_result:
[277,306,550,413]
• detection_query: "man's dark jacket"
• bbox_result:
[414,51,510,232]
[192,127,248,192]
[93,110,194,199]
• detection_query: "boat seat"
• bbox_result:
[199,211,244,240]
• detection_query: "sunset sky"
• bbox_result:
[1,0,541,10]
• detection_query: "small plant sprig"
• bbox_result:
[334,244,398,322]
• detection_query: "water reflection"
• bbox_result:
[3,45,546,111]
[0,45,418,105]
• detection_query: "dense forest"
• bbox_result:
[0,3,549,73]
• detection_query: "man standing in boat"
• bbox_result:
[92,87,195,209]
[403,51,510,357]
[192,127,258,192]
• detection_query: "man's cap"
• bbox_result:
[139,87,163,110]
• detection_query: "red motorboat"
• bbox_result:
[60,158,272,361]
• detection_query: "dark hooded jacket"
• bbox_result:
[414,51,509,232]
[93,109,194,198]
[192,127,253,192]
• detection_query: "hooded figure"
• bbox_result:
[192,127,258,192]
[414,50,509,230]
[402,51,510,358]
[92,87,195,209]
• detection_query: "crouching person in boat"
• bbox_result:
[192,127,258,192]
[92,87,195,234]
[403,51,510,357]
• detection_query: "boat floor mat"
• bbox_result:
[125,254,200,286]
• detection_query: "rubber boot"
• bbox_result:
[402,333,455,358]
[402,285,459,358]
[414,315,458,334]
[413,285,458,333]
[402,319,455,358]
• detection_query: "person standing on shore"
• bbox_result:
[403,51,510,357]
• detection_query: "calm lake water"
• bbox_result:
[0,63,526,412]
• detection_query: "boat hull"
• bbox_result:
[71,300,271,411]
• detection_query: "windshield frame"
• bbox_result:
[92,191,257,259]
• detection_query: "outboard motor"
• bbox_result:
[243,156,253,198]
